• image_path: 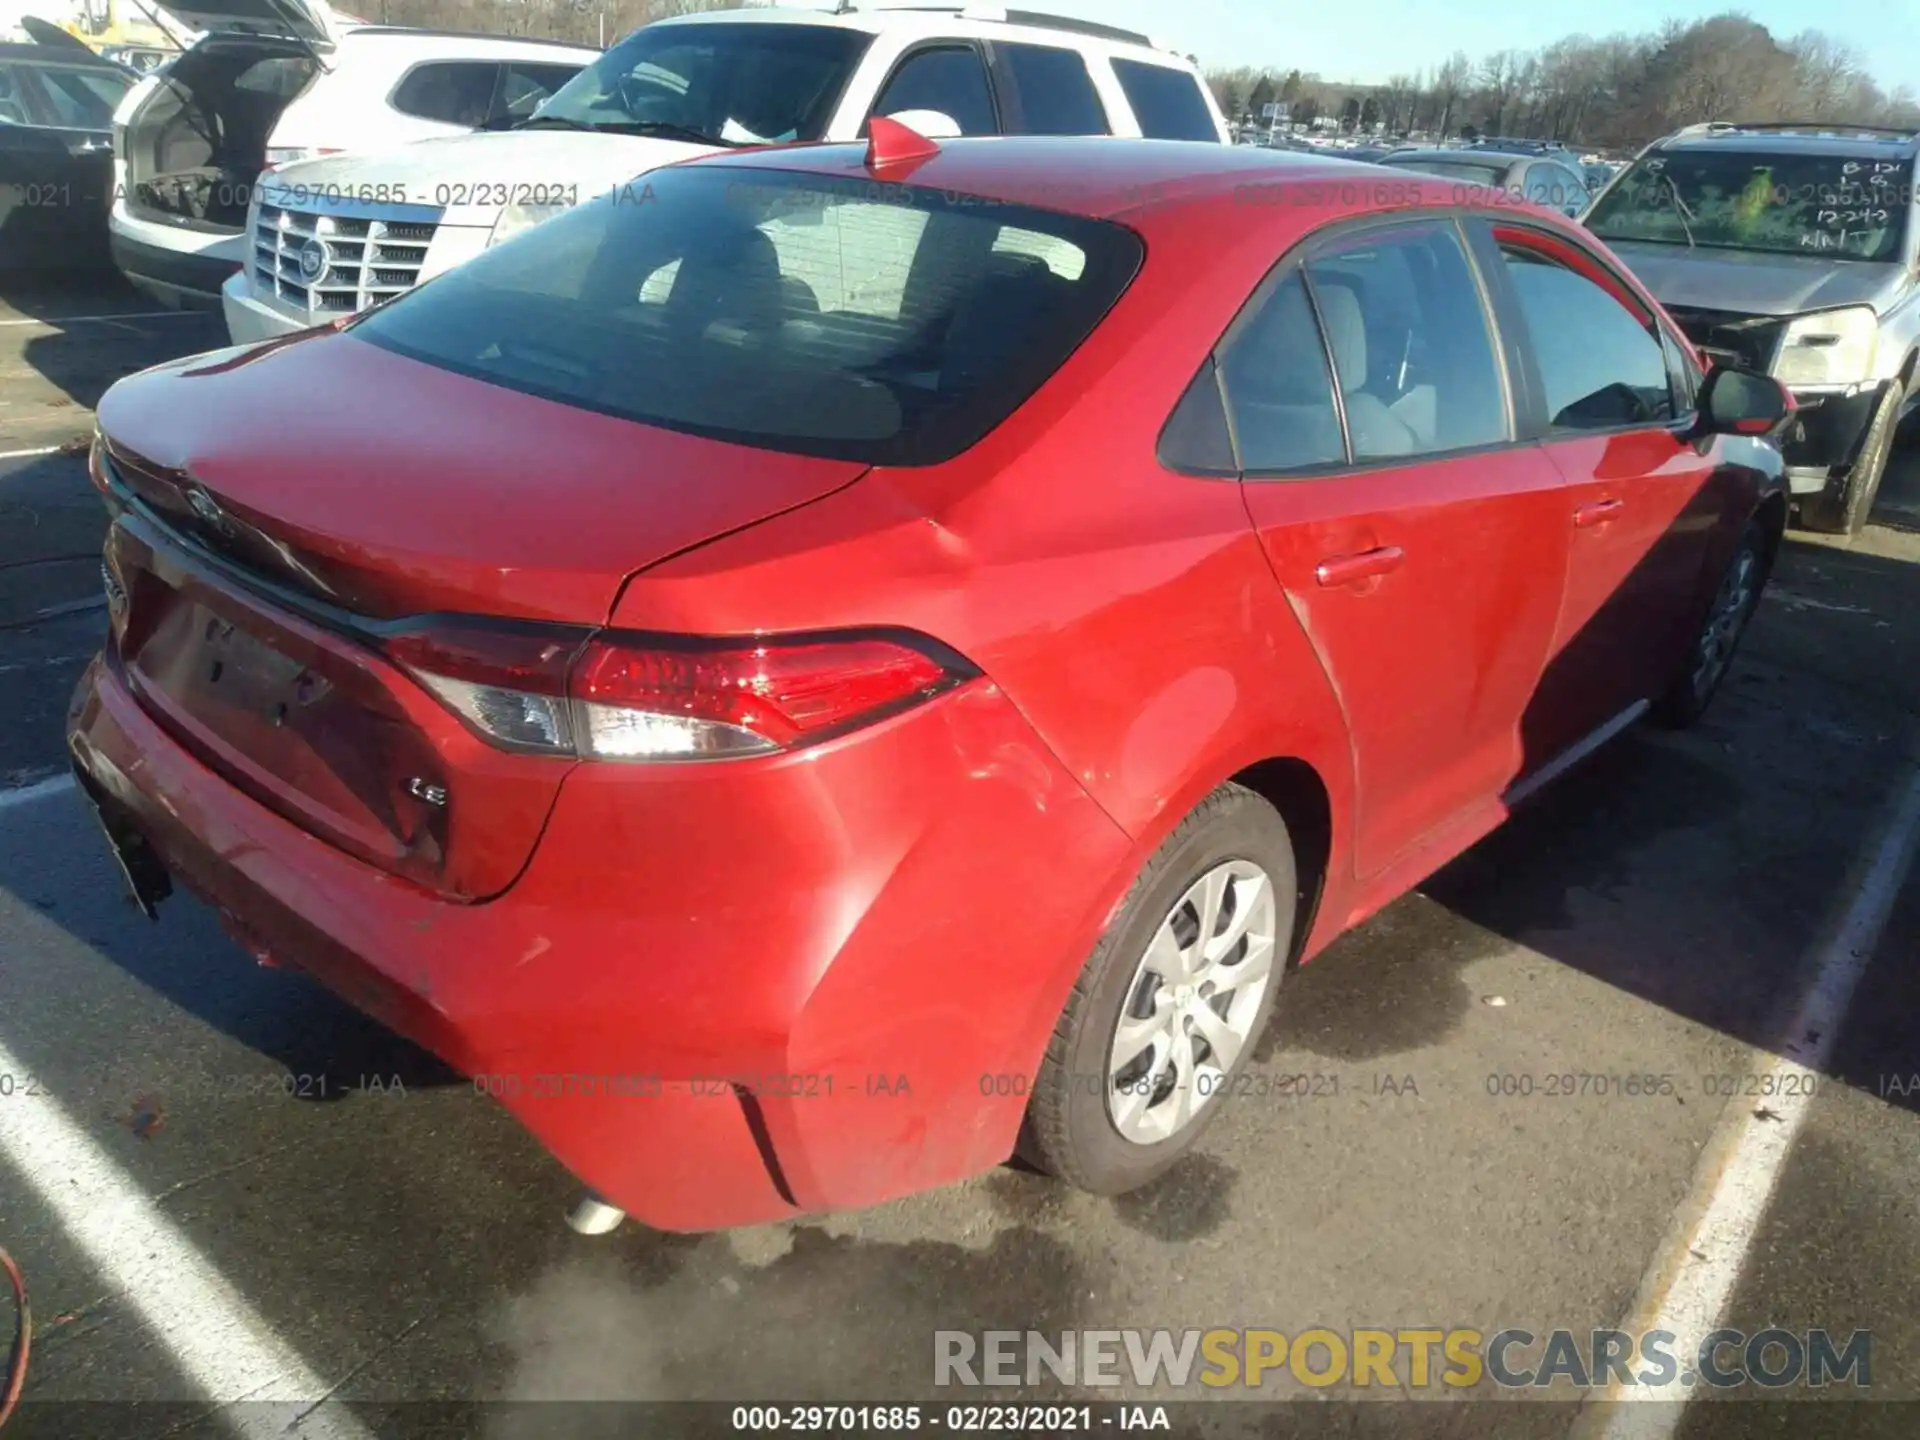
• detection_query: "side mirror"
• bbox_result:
[1696,364,1794,438]
[881,108,962,139]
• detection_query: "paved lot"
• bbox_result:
[0,273,1916,1440]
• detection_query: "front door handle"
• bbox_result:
[1314,545,1405,587]
[1574,498,1624,528]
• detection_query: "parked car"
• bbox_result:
[0,36,135,269]
[1375,142,1591,217]
[71,134,1792,1232]
[220,6,1229,343]
[108,0,597,309]
[1584,121,1920,535]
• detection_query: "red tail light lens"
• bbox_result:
[378,622,972,762]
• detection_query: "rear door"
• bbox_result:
[862,42,1001,136]
[1229,216,1573,878]
[1470,219,1719,769]
[988,42,1110,135]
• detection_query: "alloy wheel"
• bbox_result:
[1106,859,1278,1145]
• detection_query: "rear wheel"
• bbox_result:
[1020,784,1296,1195]
[1655,517,1768,729]
[1799,379,1903,537]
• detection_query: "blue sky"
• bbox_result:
[1056,0,1920,96]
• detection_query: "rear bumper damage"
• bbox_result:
[69,649,1133,1230]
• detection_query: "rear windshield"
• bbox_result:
[1585,149,1912,262]
[348,164,1144,465]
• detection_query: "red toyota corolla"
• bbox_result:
[69,131,1792,1231]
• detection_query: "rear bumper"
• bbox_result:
[109,221,244,309]
[68,649,1132,1230]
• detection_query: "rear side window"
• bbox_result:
[999,43,1107,135]
[1304,222,1508,458]
[350,166,1143,466]
[1497,244,1674,430]
[1111,59,1216,141]
[391,61,500,128]
[869,46,997,135]
[1217,272,1345,472]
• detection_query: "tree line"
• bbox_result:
[1206,14,1920,152]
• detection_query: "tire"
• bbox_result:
[1799,379,1903,536]
[1019,783,1297,1195]
[1655,517,1770,729]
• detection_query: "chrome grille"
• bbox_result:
[250,189,447,320]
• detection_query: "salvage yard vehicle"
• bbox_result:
[219,3,1229,342]
[70,132,1792,1232]
[108,0,596,308]
[1376,141,1592,217]
[1583,121,1920,536]
[0,35,134,269]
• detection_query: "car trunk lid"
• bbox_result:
[94,330,871,898]
[149,0,341,49]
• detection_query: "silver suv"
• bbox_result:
[1584,121,1919,535]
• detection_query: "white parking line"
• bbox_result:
[0,446,67,461]
[0,1033,375,1438]
[1572,759,1920,1440]
[0,773,75,812]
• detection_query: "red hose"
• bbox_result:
[0,1245,26,1432]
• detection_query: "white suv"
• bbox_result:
[109,0,596,308]
[222,3,1228,342]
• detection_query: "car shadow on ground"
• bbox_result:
[0,267,226,422]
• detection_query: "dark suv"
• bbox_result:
[1584,122,1920,535]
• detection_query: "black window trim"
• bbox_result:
[1475,215,1699,444]
[983,38,1112,137]
[1160,206,1533,483]
[864,38,1004,136]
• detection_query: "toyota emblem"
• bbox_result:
[185,485,235,537]
[297,236,330,284]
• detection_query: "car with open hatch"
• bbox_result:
[218,3,1228,343]
[69,130,1793,1232]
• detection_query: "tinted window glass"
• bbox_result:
[1160,360,1235,472]
[1112,58,1216,141]
[392,62,499,127]
[495,62,584,125]
[999,43,1107,135]
[532,23,871,145]
[26,64,132,129]
[1499,245,1674,430]
[351,166,1143,466]
[870,46,996,135]
[1306,223,1507,458]
[1217,271,1345,472]
[0,65,29,126]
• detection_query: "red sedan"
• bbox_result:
[68,131,1791,1231]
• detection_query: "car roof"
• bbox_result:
[1378,149,1521,168]
[1655,125,1920,160]
[687,136,1403,218]
[649,5,1194,67]
[333,26,600,55]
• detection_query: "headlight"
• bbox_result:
[1772,306,1878,388]
[488,199,573,248]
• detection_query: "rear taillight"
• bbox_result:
[378,623,973,762]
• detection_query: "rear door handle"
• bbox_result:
[1314,545,1405,587]
[1574,498,1624,528]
